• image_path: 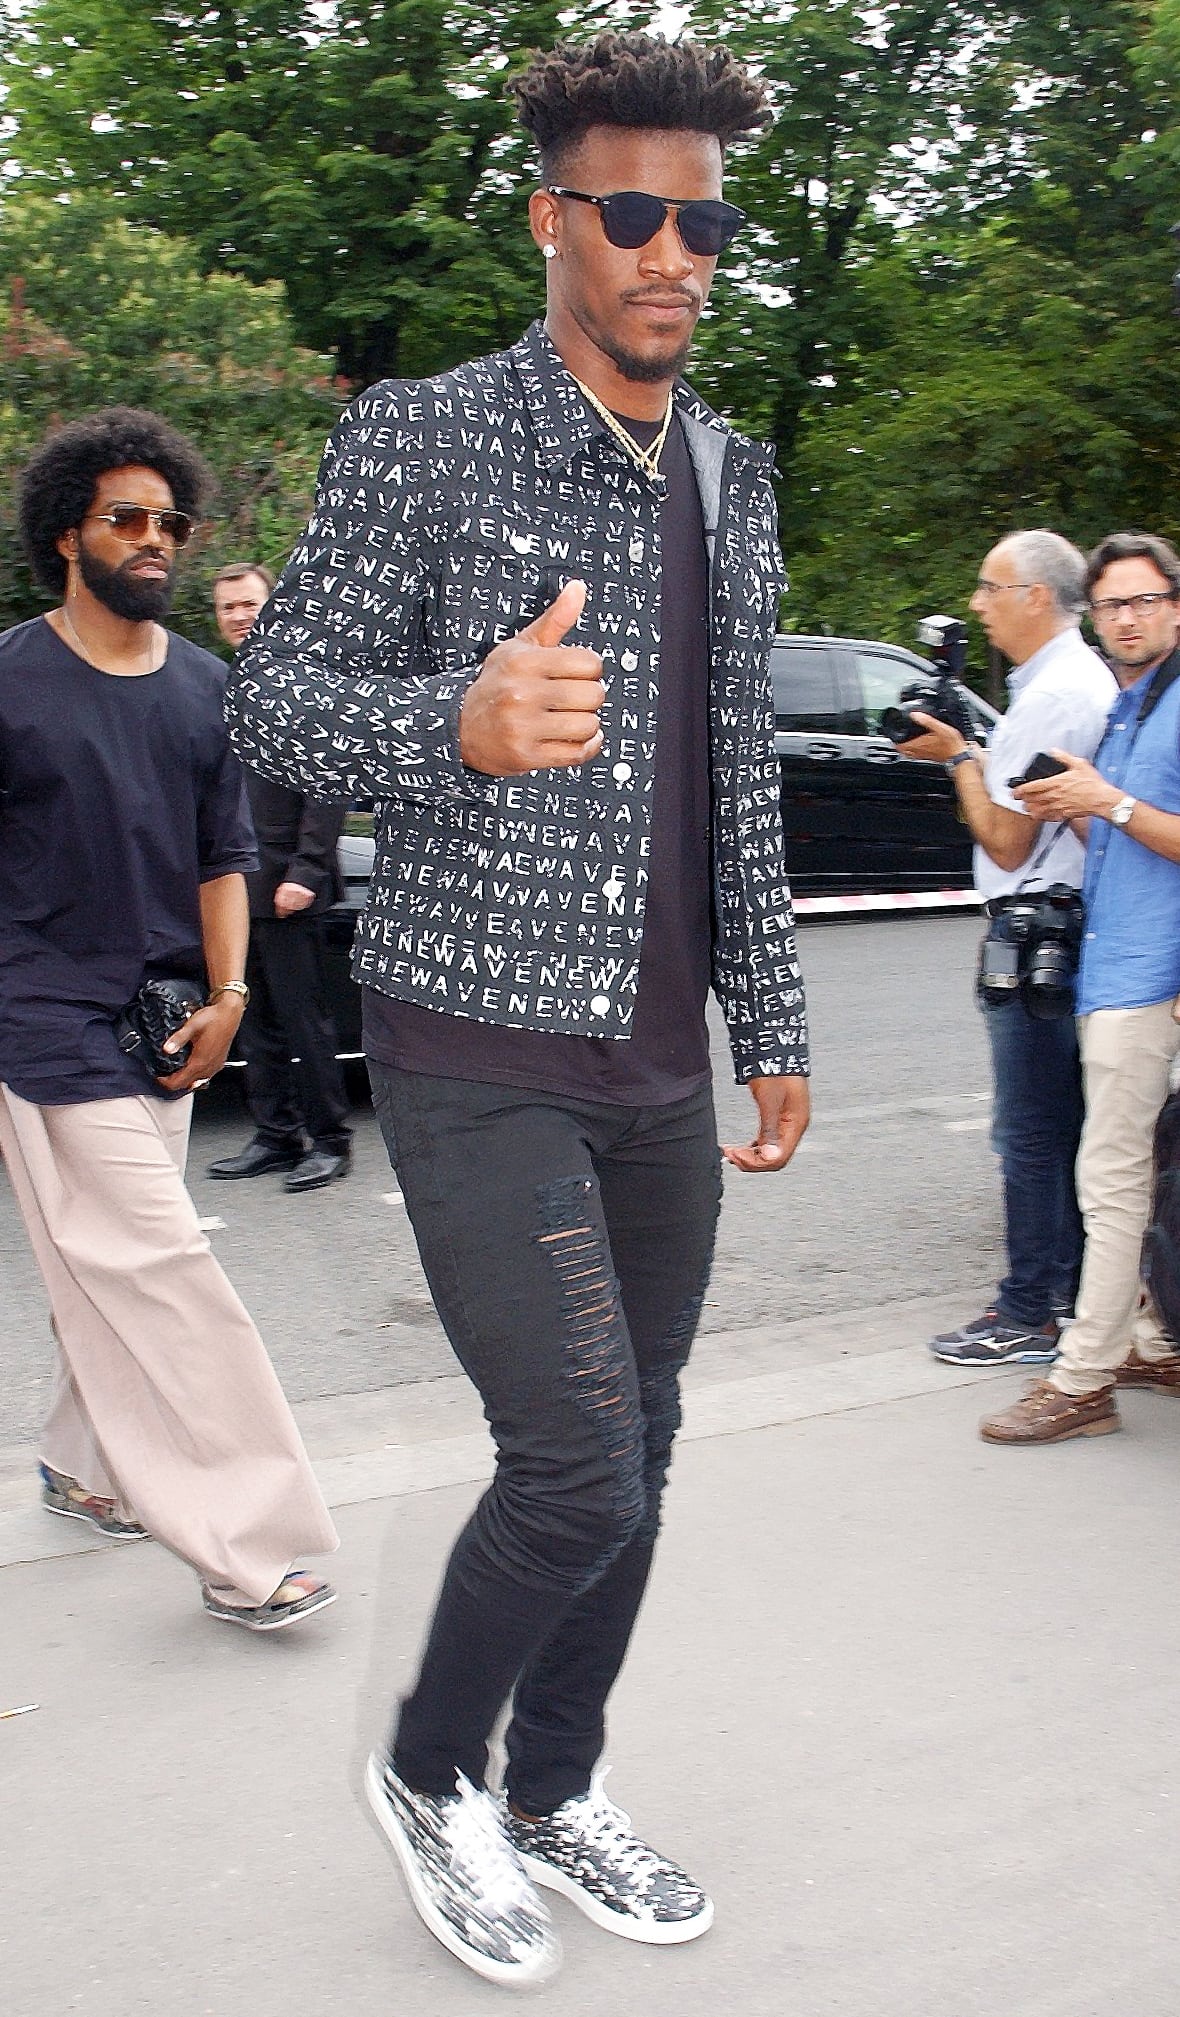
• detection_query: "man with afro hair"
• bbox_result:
[231,30,808,1984]
[0,406,338,1631]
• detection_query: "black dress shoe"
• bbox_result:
[207,1138,304,1180]
[284,1147,351,1193]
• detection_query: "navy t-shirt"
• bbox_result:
[0,617,257,1105]
[363,409,713,1103]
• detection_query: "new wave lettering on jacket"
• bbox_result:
[227,322,807,1081]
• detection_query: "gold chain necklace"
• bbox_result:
[573,378,675,481]
[60,603,161,676]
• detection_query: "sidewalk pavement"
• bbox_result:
[4,1291,1180,2017]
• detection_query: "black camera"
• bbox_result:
[978,884,1085,1019]
[880,615,983,747]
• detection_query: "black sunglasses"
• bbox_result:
[546,186,746,258]
[82,503,197,546]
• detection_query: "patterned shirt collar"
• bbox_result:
[508,319,772,473]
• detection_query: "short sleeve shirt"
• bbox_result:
[975,628,1117,900]
[0,617,257,1105]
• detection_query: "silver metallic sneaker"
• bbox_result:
[365,1753,561,1986]
[39,1462,147,1540]
[501,1769,714,1945]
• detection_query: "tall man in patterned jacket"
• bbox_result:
[230,31,808,1988]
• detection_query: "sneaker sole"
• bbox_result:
[43,1499,149,1541]
[516,1847,715,1946]
[363,1755,562,1986]
[931,1346,1059,1367]
[202,1587,338,1631]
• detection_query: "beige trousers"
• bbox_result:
[0,1083,338,1604]
[1049,1002,1180,1397]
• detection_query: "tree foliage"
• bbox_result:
[0,191,344,647]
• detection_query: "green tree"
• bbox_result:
[1,0,566,380]
[0,190,343,645]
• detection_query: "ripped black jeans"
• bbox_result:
[368,1064,722,1814]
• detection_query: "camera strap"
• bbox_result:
[1009,822,1067,898]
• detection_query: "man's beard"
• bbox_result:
[78,543,175,621]
[601,331,695,384]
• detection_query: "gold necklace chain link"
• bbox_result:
[573,378,675,481]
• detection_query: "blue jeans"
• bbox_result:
[981,988,1084,1326]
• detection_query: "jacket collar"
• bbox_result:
[508,319,775,476]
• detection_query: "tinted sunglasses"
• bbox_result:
[82,503,197,546]
[546,186,746,257]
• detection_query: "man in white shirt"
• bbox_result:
[900,529,1117,1363]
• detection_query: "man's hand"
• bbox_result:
[274,879,316,917]
[157,997,246,1094]
[895,713,970,765]
[722,1075,810,1174]
[459,579,605,775]
[1012,749,1119,822]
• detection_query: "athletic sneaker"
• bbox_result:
[39,1462,147,1540]
[928,1308,1060,1366]
[501,1769,714,1945]
[364,1753,560,1986]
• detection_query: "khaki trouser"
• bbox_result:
[0,1084,338,1604]
[1049,1002,1180,1397]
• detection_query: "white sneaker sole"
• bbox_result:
[43,1500,149,1542]
[516,1848,715,1945]
[364,1755,562,1987]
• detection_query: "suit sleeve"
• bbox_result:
[284,798,347,897]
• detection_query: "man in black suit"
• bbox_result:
[208,563,352,1192]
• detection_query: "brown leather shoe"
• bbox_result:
[1115,1347,1180,1393]
[979,1378,1120,1445]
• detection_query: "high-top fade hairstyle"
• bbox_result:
[510,31,771,180]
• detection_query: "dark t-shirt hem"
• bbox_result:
[362,1015,712,1108]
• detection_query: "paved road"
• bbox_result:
[0,912,1001,1452]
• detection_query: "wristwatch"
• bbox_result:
[209,980,251,1007]
[1109,795,1136,828]
[945,750,976,774]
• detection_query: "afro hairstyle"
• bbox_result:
[19,406,215,595]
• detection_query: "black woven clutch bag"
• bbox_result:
[115,977,204,1080]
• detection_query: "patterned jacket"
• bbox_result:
[227,321,808,1082]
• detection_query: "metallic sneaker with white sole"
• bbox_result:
[365,1753,560,1987]
[501,1769,714,1945]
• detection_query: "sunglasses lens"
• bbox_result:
[677,201,744,256]
[600,192,668,248]
[108,506,193,545]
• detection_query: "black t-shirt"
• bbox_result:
[363,409,713,1103]
[0,617,257,1105]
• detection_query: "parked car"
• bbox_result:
[772,632,998,894]
[317,632,1000,1053]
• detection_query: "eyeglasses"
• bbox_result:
[545,187,746,257]
[974,579,1034,596]
[82,504,197,546]
[1089,592,1178,616]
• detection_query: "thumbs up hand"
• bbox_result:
[459,579,606,775]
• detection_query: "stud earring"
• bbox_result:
[542,243,557,261]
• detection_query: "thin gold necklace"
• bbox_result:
[573,378,675,481]
[60,602,161,676]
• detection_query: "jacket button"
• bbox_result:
[590,995,610,1015]
[612,761,632,783]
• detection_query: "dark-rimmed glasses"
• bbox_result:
[546,187,746,257]
[1089,592,1178,617]
[82,504,197,546]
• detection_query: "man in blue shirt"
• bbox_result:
[981,532,1180,1444]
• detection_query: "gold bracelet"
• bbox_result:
[208,980,251,1007]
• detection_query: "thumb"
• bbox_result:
[519,577,587,648]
